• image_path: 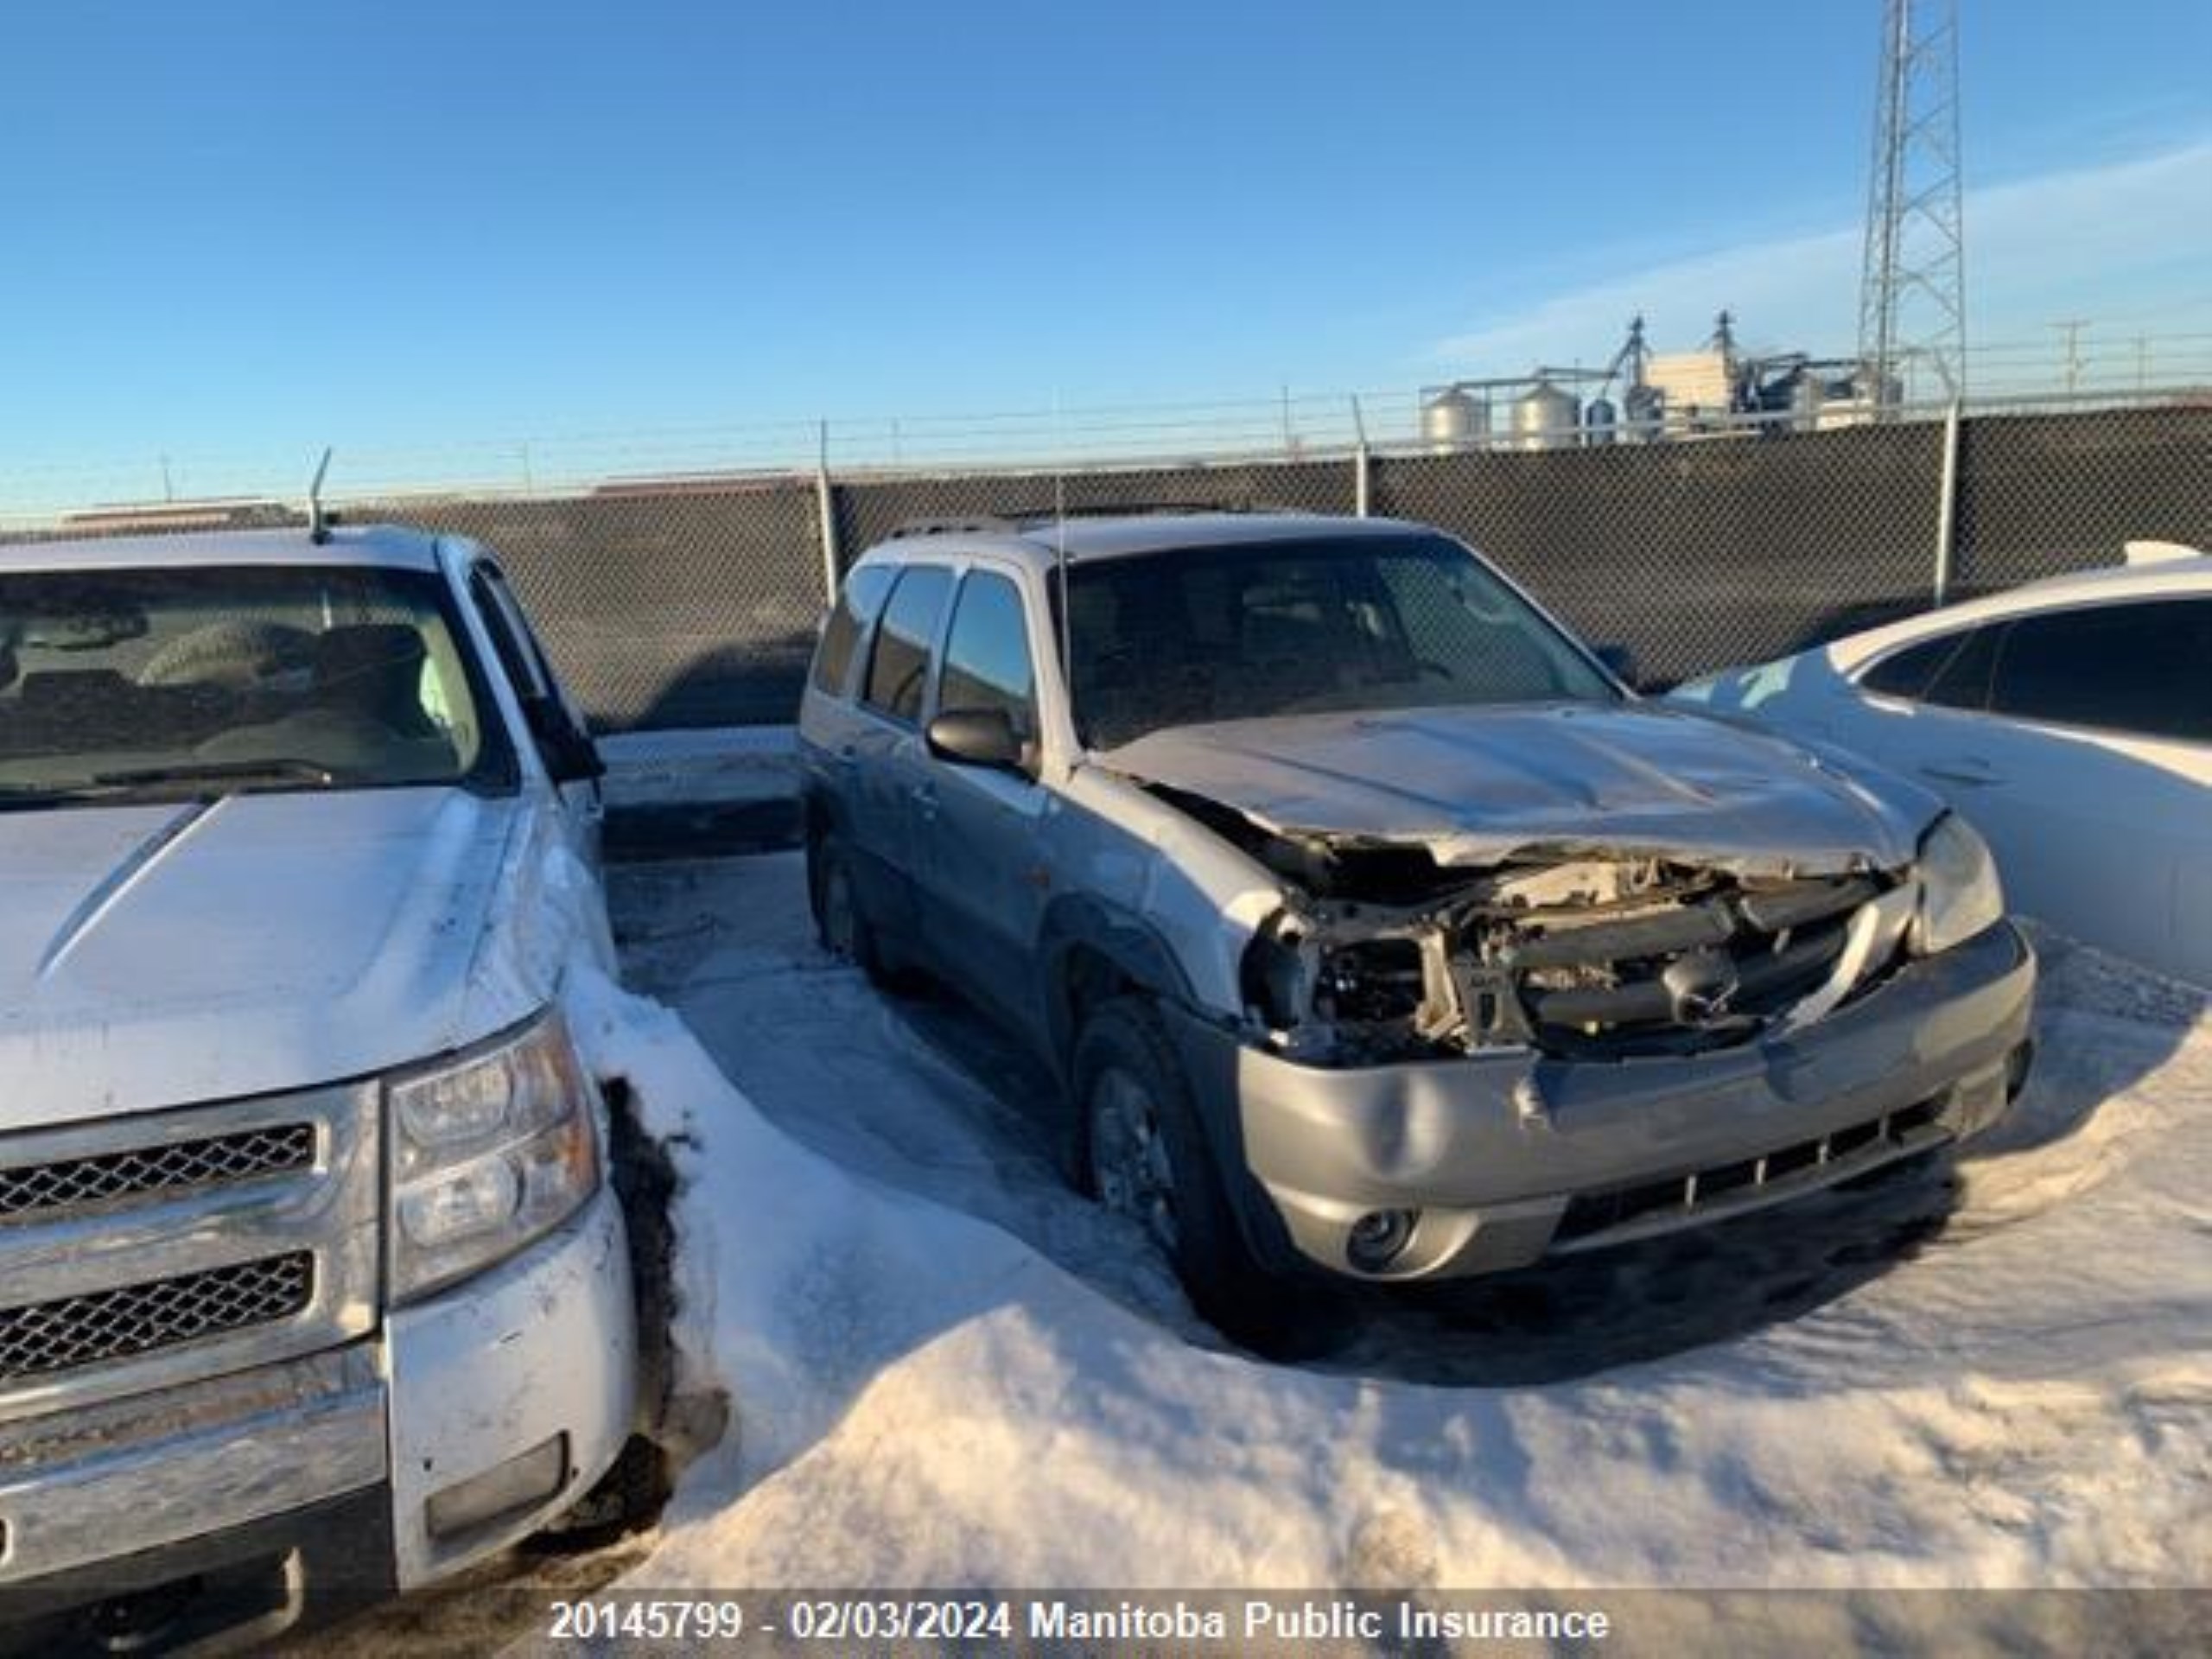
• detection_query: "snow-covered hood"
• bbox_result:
[1098,701,1936,874]
[0,787,567,1127]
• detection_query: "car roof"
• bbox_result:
[848,512,1440,575]
[1821,553,2212,668]
[1990,550,2212,605]
[0,523,449,575]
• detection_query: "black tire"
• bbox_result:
[809,836,900,990]
[1073,996,1333,1357]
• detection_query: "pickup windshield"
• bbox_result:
[0,563,518,805]
[1064,534,1619,749]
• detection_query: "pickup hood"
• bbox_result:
[1098,701,1936,874]
[0,788,575,1128]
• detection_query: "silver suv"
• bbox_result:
[797,512,2036,1343]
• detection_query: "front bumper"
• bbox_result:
[1169,921,2036,1280]
[0,1185,636,1645]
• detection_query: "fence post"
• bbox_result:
[815,419,842,601]
[1351,396,1372,518]
[1933,400,1961,604]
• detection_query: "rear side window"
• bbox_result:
[939,571,1038,736]
[1988,599,2212,742]
[862,565,952,723]
[811,565,895,697]
[1861,633,1961,701]
[1923,626,2003,710]
[1860,625,2003,712]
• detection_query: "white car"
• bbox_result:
[0,526,660,1649]
[1675,547,2212,988]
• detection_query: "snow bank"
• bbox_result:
[584,861,2212,1592]
[566,972,1045,1497]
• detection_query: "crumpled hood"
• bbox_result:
[1098,702,1937,874]
[0,788,559,1127]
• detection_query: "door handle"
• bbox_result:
[913,783,940,818]
[1918,756,1999,787]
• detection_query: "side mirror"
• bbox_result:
[926,707,1028,772]
[1594,644,1640,689]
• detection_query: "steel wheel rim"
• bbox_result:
[1090,1066,1179,1254]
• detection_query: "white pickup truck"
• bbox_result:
[0,524,663,1649]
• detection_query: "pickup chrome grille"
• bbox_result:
[0,1253,315,1384]
[0,1084,378,1422]
[0,1123,316,1222]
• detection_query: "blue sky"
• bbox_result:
[3,0,2209,498]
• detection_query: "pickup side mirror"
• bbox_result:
[1594,644,1640,689]
[926,707,1028,773]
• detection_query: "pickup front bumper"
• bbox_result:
[1167,921,2036,1280]
[0,1185,636,1649]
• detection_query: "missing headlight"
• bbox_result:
[1318,939,1425,1024]
[1239,912,1315,1033]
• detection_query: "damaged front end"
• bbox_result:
[1199,798,1919,1066]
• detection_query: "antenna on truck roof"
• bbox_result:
[1052,396,1073,729]
[306,448,334,543]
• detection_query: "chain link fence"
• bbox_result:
[340,483,826,728]
[1371,423,1950,687]
[1952,404,2212,594]
[5,399,2208,730]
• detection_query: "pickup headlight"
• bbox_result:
[1912,813,2005,956]
[386,1010,602,1303]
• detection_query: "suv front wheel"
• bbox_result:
[1073,997,1330,1356]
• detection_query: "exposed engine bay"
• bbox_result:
[1153,785,1919,1065]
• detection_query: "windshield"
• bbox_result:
[0,563,518,807]
[1064,534,1619,748]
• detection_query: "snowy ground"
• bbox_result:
[569,851,2211,1617]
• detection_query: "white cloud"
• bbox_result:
[1433,137,2212,383]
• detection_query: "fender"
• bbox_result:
[1037,892,1203,1063]
[1038,893,1308,1265]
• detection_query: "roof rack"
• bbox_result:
[883,501,1321,543]
[891,501,1319,536]
[1010,500,1316,526]
[885,516,1020,540]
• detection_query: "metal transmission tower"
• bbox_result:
[1858,0,1967,405]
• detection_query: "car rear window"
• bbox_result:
[1861,633,1962,700]
[1863,624,2001,711]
